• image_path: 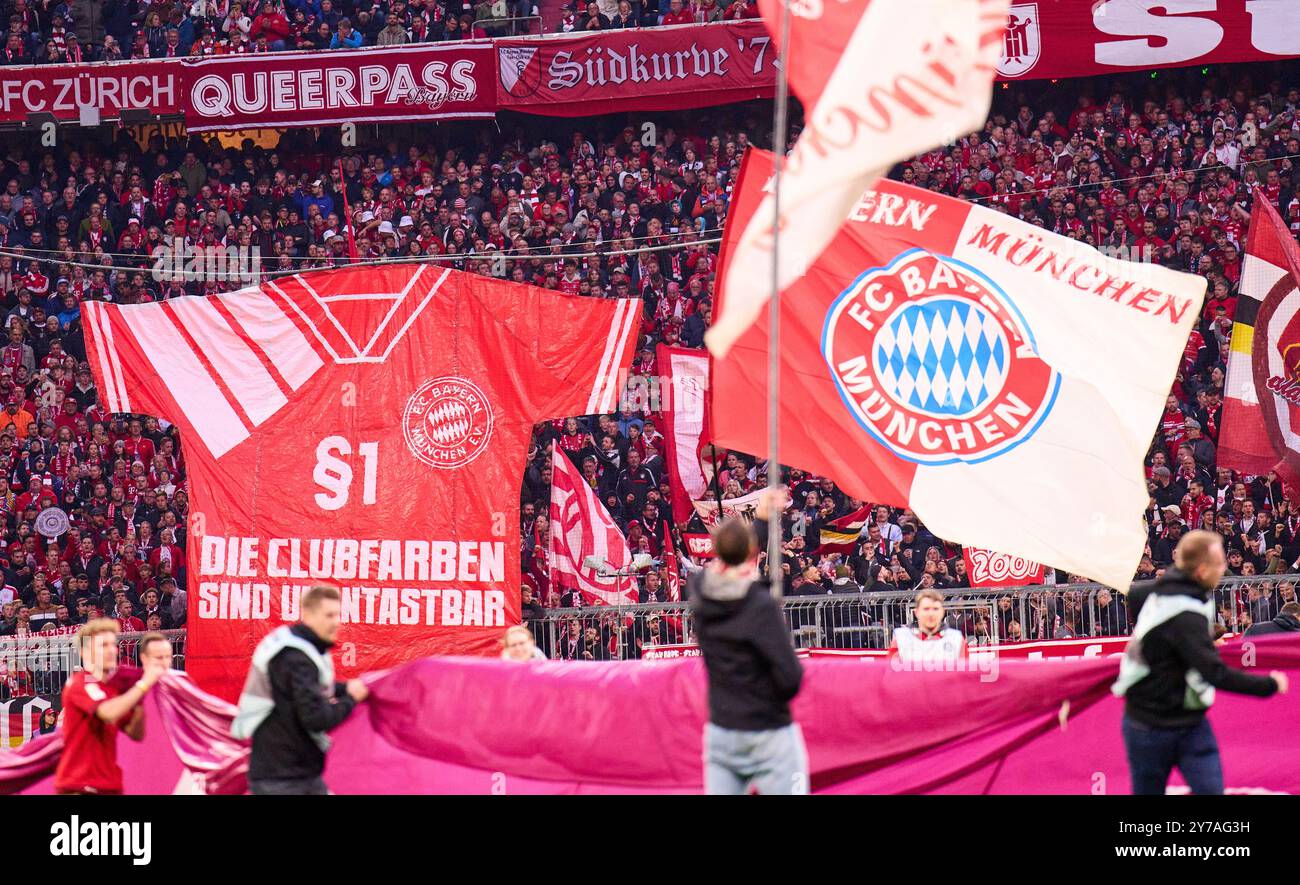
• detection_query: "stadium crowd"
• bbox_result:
[0,55,1298,673]
[0,0,766,63]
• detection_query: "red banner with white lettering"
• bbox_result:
[0,59,184,125]
[183,42,495,133]
[495,20,777,115]
[993,0,1300,80]
[6,10,1298,129]
[682,532,715,560]
[961,546,1046,589]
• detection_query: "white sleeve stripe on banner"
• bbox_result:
[166,296,289,427]
[83,304,122,413]
[207,296,297,401]
[217,289,324,390]
[596,302,638,413]
[95,304,132,414]
[362,264,426,357]
[586,298,628,415]
[378,267,451,362]
[265,279,344,363]
[118,305,249,459]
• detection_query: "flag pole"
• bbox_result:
[766,0,793,600]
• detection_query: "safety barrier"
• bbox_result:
[475,14,544,36]
[524,574,1298,660]
[0,574,1292,686]
[0,629,187,702]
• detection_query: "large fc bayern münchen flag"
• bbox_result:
[711,150,1207,589]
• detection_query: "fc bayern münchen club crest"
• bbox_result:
[402,376,494,470]
[821,249,1059,465]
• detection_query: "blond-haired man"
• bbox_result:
[888,589,967,663]
[54,619,167,794]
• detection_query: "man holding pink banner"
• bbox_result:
[1114,531,1287,795]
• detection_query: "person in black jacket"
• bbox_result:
[1244,602,1300,636]
[1114,531,1288,795]
[689,511,806,795]
[239,585,369,795]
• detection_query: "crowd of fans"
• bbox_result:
[0,51,1298,675]
[0,0,765,64]
[0,0,554,63]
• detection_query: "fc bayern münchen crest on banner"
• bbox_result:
[821,249,1059,466]
[402,376,495,470]
[996,3,1040,78]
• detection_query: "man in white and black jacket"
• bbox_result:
[689,504,806,795]
[1113,530,1289,795]
[233,585,370,795]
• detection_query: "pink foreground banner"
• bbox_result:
[6,635,1300,795]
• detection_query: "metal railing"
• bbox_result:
[525,574,1300,660]
[0,629,187,702]
[475,14,543,36]
[0,574,1293,685]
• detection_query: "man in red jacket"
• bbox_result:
[252,0,292,50]
[660,0,694,26]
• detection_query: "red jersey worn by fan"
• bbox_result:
[82,264,640,699]
[55,672,125,794]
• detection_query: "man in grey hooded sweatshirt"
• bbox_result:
[689,513,806,795]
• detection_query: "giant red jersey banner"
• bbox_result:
[183,43,495,132]
[712,150,1205,590]
[81,265,639,699]
[0,59,184,125]
[495,21,777,115]
[1220,192,1300,484]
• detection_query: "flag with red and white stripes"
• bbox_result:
[548,447,638,606]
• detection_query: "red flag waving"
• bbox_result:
[662,521,681,602]
[548,447,639,605]
[1220,191,1300,486]
[656,344,711,524]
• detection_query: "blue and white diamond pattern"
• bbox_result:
[872,297,1008,416]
